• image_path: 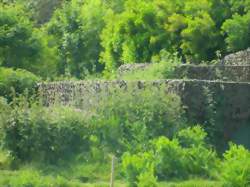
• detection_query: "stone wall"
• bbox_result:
[177,80,250,149]
[38,49,250,150]
[38,80,182,109]
[117,48,250,79]
[173,64,250,82]
[118,63,151,76]
[221,48,250,65]
[38,79,250,150]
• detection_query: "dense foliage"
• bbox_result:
[0,88,184,162]
[93,87,185,155]
[0,67,40,101]
[1,88,249,186]
[2,103,90,162]
[1,0,250,78]
[0,4,58,77]
[121,126,218,186]
[1,0,250,186]
[221,143,250,187]
[47,0,106,78]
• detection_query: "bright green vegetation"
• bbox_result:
[1,0,250,78]
[158,180,223,187]
[1,0,250,186]
[1,88,250,186]
[117,51,182,80]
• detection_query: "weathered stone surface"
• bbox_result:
[38,79,250,149]
[38,49,250,150]
[173,64,250,82]
[38,80,181,107]
[177,80,250,149]
[118,63,151,76]
[221,48,250,65]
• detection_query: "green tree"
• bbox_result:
[228,0,250,15]
[101,0,235,72]
[103,0,125,13]
[48,0,106,78]
[222,12,250,52]
[0,0,64,24]
[0,4,58,77]
[0,4,40,69]
[23,0,64,25]
[101,0,172,74]
[181,13,221,62]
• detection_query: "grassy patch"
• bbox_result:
[0,169,127,187]
[0,170,222,187]
[158,179,223,187]
[115,51,181,81]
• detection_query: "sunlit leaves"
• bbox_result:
[222,12,250,52]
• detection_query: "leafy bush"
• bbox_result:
[93,87,185,154]
[2,99,90,162]
[176,126,218,177]
[137,171,158,187]
[122,126,218,183]
[0,97,11,141]
[220,143,250,187]
[121,152,155,187]
[0,67,40,101]
[176,125,208,148]
[153,137,186,180]
[183,145,218,177]
[0,151,13,170]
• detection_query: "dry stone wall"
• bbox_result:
[118,63,151,76]
[38,80,250,145]
[173,64,250,82]
[38,80,183,108]
[221,48,250,65]
[38,49,250,150]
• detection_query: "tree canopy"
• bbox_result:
[0,0,250,78]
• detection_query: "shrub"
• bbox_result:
[2,100,90,163]
[121,152,155,187]
[0,97,11,143]
[0,67,40,101]
[137,171,158,187]
[153,137,186,180]
[0,151,13,170]
[94,87,185,154]
[177,126,218,177]
[176,125,208,148]
[183,145,218,177]
[132,127,217,181]
[220,143,250,187]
